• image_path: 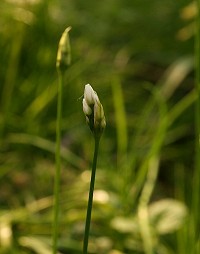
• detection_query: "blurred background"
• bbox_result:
[0,0,196,253]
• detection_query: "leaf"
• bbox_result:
[149,199,188,234]
[110,216,139,234]
[19,237,60,254]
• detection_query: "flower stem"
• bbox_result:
[83,136,100,254]
[53,70,64,254]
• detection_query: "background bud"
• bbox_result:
[56,26,71,71]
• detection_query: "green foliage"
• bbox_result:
[0,0,197,253]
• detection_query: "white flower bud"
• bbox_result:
[83,98,92,116]
[84,84,99,106]
[82,84,106,137]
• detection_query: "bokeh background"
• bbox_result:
[0,0,197,253]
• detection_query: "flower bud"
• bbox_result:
[56,26,71,71]
[83,98,92,116]
[84,84,99,105]
[82,84,106,137]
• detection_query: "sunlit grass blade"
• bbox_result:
[192,1,200,252]
[132,88,168,205]
[8,133,84,168]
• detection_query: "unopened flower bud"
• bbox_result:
[94,100,106,130]
[56,26,71,71]
[84,84,99,105]
[83,98,92,116]
[82,84,106,137]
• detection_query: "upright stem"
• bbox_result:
[53,70,64,254]
[83,136,100,254]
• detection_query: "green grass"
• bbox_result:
[0,0,197,253]
[193,1,200,252]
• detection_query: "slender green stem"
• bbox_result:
[83,136,100,254]
[53,70,64,254]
